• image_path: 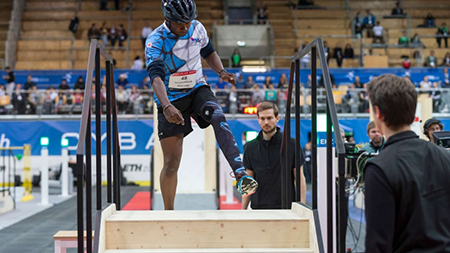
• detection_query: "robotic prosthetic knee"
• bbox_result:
[200,101,258,196]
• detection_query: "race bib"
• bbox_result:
[169,70,196,89]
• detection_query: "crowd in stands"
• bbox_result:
[88,22,128,48]
[1,68,450,115]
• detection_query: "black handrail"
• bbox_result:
[75,39,121,253]
[281,38,347,253]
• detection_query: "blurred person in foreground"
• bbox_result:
[364,74,450,253]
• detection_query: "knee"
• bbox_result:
[163,157,181,174]
[202,102,225,123]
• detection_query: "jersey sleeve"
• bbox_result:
[196,21,210,49]
[145,33,164,68]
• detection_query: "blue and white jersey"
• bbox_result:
[145,20,209,106]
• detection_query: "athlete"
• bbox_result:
[145,0,258,210]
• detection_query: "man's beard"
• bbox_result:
[262,126,277,134]
[372,136,382,146]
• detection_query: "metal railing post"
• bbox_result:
[294,59,301,203]
[106,61,112,203]
[95,48,102,211]
[311,46,318,210]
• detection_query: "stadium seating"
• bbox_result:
[0,1,12,68]
[12,0,450,70]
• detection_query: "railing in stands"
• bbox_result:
[75,39,121,253]
[282,38,346,253]
[6,0,26,69]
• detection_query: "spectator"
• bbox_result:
[87,23,100,40]
[108,24,118,47]
[59,79,70,91]
[129,85,142,114]
[306,74,312,87]
[99,22,108,46]
[441,52,450,66]
[74,76,85,91]
[334,43,343,67]
[216,77,228,89]
[11,84,27,114]
[139,76,151,89]
[265,84,277,103]
[360,121,385,154]
[263,76,272,89]
[354,11,364,36]
[424,13,436,28]
[0,84,4,97]
[410,33,423,47]
[358,83,369,113]
[42,88,55,114]
[54,90,67,113]
[420,76,432,90]
[28,85,39,114]
[430,82,441,112]
[373,21,384,44]
[245,76,255,89]
[131,56,143,70]
[300,52,311,68]
[364,9,376,38]
[70,89,83,114]
[118,24,127,47]
[24,74,36,90]
[2,66,15,96]
[303,141,312,183]
[425,50,438,67]
[354,76,363,88]
[109,51,117,66]
[398,30,409,46]
[323,41,330,63]
[141,22,153,49]
[231,48,241,67]
[117,74,129,89]
[436,22,448,48]
[251,84,265,106]
[115,85,129,114]
[257,1,267,24]
[391,1,403,15]
[443,68,450,87]
[69,15,79,34]
[236,75,245,89]
[402,57,411,69]
[228,85,239,115]
[278,73,288,88]
[344,43,354,58]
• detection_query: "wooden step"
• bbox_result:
[105,249,314,253]
[105,208,310,250]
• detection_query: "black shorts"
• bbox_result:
[157,86,217,140]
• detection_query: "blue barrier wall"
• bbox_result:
[2,119,449,155]
[1,68,448,88]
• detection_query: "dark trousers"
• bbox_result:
[437,37,448,48]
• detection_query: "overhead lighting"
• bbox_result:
[237,41,246,47]
[40,137,49,146]
[61,138,69,147]
[242,66,267,73]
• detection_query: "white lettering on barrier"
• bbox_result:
[0,134,10,148]
[61,132,138,151]
[145,133,154,150]
[61,133,80,150]
[118,133,136,150]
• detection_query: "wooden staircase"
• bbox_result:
[97,203,322,253]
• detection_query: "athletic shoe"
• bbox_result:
[234,168,258,197]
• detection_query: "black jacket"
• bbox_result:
[243,128,304,209]
[364,131,450,253]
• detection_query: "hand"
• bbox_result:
[163,104,185,125]
[220,71,236,85]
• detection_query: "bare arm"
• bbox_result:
[204,52,236,85]
[294,166,307,204]
[241,169,255,210]
[152,77,184,125]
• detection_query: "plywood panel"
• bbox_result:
[106,219,309,249]
[104,249,314,253]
